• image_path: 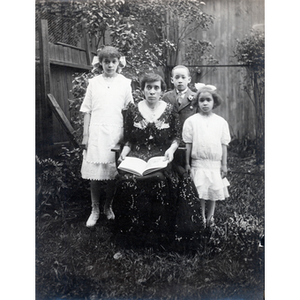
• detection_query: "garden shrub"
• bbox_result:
[36,147,90,218]
[233,30,265,165]
[69,72,95,145]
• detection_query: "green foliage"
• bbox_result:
[185,38,217,65]
[233,30,265,165]
[71,0,125,47]
[38,0,215,74]
[221,212,263,253]
[234,30,265,67]
[233,30,265,106]
[35,0,81,45]
[36,156,66,202]
[36,147,89,214]
[36,0,218,92]
[68,72,95,144]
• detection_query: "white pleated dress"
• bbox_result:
[80,74,133,180]
[182,113,231,201]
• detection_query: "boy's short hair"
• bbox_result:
[171,65,191,77]
[140,73,167,91]
[97,46,121,62]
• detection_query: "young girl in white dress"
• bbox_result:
[80,46,133,227]
[182,86,230,227]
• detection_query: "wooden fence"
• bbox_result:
[36,19,93,157]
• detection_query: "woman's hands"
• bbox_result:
[185,164,191,174]
[164,141,179,163]
[164,148,174,162]
[117,154,126,164]
[117,145,131,164]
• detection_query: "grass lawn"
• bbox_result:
[36,150,264,300]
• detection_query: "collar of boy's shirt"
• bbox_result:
[176,88,188,105]
[176,88,188,96]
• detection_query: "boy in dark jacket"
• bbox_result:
[162,65,197,128]
[162,65,197,167]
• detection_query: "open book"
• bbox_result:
[118,156,168,176]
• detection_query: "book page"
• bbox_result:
[118,157,147,176]
[143,156,168,175]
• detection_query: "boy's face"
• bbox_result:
[171,68,191,92]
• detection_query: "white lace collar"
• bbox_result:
[138,100,167,122]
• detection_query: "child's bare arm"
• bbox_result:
[82,113,91,149]
[185,143,192,173]
[221,144,228,178]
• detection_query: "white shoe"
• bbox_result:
[104,206,115,220]
[207,216,215,227]
[202,217,207,228]
[86,210,99,227]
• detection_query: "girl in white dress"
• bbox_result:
[80,46,133,227]
[182,86,230,227]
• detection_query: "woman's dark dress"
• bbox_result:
[112,102,202,247]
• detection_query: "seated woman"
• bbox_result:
[112,73,202,248]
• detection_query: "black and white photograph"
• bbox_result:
[35,0,265,299]
[4,0,300,299]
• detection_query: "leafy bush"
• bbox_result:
[219,212,263,253]
[228,135,257,158]
[36,147,89,217]
[68,72,94,144]
[233,30,265,165]
[36,0,217,82]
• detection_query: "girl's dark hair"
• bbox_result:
[97,46,121,62]
[195,87,223,109]
[140,73,167,91]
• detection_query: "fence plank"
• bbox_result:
[38,19,53,155]
[50,59,91,70]
[79,50,86,65]
[55,41,86,51]
[47,93,79,148]
[83,28,92,66]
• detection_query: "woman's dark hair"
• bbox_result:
[97,46,121,62]
[195,87,223,109]
[140,73,167,91]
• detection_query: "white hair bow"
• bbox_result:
[195,83,217,91]
[119,56,126,68]
[91,56,126,68]
[92,56,99,67]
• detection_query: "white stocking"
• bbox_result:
[86,181,101,227]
